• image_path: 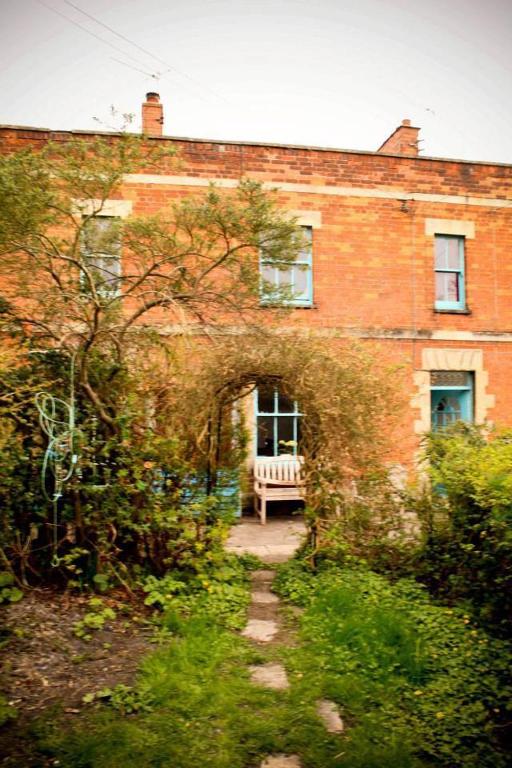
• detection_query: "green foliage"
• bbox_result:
[413,424,512,635]
[0,693,17,727]
[0,341,242,587]
[0,572,23,604]
[42,610,348,768]
[0,135,302,589]
[275,559,512,768]
[0,135,301,435]
[37,557,512,768]
[82,684,154,715]
[43,617,273,768]
[142,553,250,630]
[73,597,116,641]
[187,333,402,556]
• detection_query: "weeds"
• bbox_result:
[44,618,276,768]
[142,552,251,630]
[0,572,23,604]
[16,555,512,767]
[73,597,116,641]
[275,559,512,768]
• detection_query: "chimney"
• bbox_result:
[377,118,420,157]
[142,92,164,137]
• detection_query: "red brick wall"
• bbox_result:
[2,125,511,468]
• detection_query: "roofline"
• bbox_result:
[1,123,512,169]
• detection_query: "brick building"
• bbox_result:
[1,92,511,475]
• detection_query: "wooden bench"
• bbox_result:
[253,455,305,525]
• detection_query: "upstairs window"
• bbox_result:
[256,385,301,456]
[260,225,313,307]
[81,217,121,297]
[430,370,473,430]
[434,235,465,311]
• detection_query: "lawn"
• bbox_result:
[22,558,512,768]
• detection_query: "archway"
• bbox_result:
[167,332,401,534]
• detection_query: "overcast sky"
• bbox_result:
[1,0,511,163]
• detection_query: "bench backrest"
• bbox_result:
[254,455,304,484]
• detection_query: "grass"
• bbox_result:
[275,559,512,768]
[32,557,512,768]
[47,617,270,767]
[40,613,342,768]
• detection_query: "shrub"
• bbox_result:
[414,424,512,636]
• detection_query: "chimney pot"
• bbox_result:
[142,92,164,137]
[402,118,411,126]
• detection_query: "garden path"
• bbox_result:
[226,515,344,767]
[225,515,306,563]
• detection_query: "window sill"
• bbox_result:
[434,307,471,315]
[259,303,317,310]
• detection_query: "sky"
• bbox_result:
[1,0,512,163]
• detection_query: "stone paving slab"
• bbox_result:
[226,517,306,563]
[249,662,289,690]
[316,699,344,733]
[228,545,298,563]
[251,569,277,583]
[260,756,302,768]
[251,590,280,604]
[241,619,278,643]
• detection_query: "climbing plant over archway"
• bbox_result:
[159,331,408,557]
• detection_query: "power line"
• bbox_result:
[63,0,171,70]
[110,57,160,81]
[34,0,161,75]
[35,0,216,105]
[61,0,231,104]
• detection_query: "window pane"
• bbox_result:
[257,416,275,455]
[432,396,462,429]
[293,265,309,297]
[435,237,446,269]
[277,266,292,287]
[256,387,302,455]
[258,385,275,413]
[277,390,295,413]
[431,380,473,430]
[436,271,459,302]
[260,264,275,285]
[435,236,462,269]
[277,416,295,452]
[445,238,461,269]
[83,217,120,255]
[86,255,121,295]
[431,371,471,387]
[82,217,121,296]
[298,226,312,260]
